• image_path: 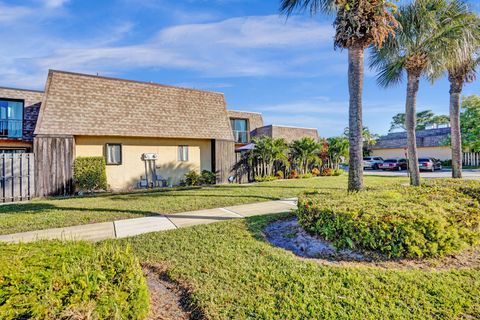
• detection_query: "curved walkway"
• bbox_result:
[0,199,297,243]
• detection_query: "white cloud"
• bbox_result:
[0,11,339,88]
[42,0,69,8]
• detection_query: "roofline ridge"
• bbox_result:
[0,86,44,93]
[48,69,225,96]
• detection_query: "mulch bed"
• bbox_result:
[264,217,480,270]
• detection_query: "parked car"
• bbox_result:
[363,156,384,170]
[418,157,442,172]
[379,158,408,171]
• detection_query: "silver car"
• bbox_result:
[363,156,384,170]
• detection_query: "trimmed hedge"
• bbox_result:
[74,157,108,191]
[0,241,149,319]
[297,180,480,258]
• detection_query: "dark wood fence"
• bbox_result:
[0,153,35,203]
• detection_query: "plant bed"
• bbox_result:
[0,241,149,319]
[298,179,480,258]
[264,216,480,270]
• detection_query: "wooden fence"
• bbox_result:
[0,153,35,203]
[463,152,480,167]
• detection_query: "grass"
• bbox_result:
[0,241,149,320]
[0,176,405,235]
[115,214,480,319]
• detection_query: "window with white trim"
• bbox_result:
[106,143,122,165]
[178,145,188,162]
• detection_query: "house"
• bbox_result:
[252,124,319,143]
[370,128,451,160]
[0,87,43,153]
[24,70,235,195]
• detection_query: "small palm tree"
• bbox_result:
[370,0,471,186]
[327,136,349,169]
[441,5,479,178]
[290,137,321,174]
[280,0,397,191]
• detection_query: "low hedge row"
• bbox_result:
[74,157,108,192]
[0,241,149,319]
[297,180,480,258]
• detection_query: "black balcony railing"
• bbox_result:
[0,120,23,138]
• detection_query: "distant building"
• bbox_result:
[370,128,451,160]
[252,125,319,143]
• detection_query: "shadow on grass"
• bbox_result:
[245,212,295,242]
[0,202,159,217]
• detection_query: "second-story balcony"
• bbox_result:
[233,130,249,144]
[0,120,23,139]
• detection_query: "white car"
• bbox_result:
[363,156,384,170]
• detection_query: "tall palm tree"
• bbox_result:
[281,0,397,191]
[441,7,480,178]
[370,0,470,186]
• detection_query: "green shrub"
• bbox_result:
[333,169,344,176]
[200,170,216,185]
[74,157,108,192]
[297,180,480,258]
[185,170,201,186]
[275,170,285,179]
[299,173,313,179]
[0,241,149,319]
[255,175,278,182]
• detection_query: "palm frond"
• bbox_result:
[279,0,336,16]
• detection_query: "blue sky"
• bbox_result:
[1,0,479,137]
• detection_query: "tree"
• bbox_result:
[440,4,479,178]
[460,96,480,152]
[389,110,450,132]
[370,0,468,186]
[327,136,349,169]
[290,137,321,174]
[280,0,397,191]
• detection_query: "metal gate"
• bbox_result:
[0,153,35,203]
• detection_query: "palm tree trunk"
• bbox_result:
[405,71,421,186]
[347,46,364,192]
[449,77,463,179]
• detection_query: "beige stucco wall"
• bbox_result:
[75,136,212,190]
[371,146,451,160]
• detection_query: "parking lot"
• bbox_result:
[363,168,480,179]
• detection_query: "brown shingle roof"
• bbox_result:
[35,70,234,140]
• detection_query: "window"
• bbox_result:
[178,145,188,161]
[0,99,23,138]
[105,144,122,165]
[230,118,249,143]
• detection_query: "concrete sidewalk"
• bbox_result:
[0,199,297,243]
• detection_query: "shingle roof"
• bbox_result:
[35,70,234,140]
[372,128,451,149]
[252,125,319,143]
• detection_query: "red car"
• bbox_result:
[379,158,408,171]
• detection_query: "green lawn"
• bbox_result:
[0,176,405,235]
[116,213,480,319]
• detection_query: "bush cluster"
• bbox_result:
[0,241,149,319]
[184,170,217,186]
[297,180,480,258]
[255,175,278,182]
[74,157,108,192]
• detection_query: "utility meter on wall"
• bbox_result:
[142,153,158,161]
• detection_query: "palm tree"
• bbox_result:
[370,0,470,186]
[270,138,290,175]
[441,6,479,178]
[281,0,397,191]
[327,136,349,169]
[290,137,321,174]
